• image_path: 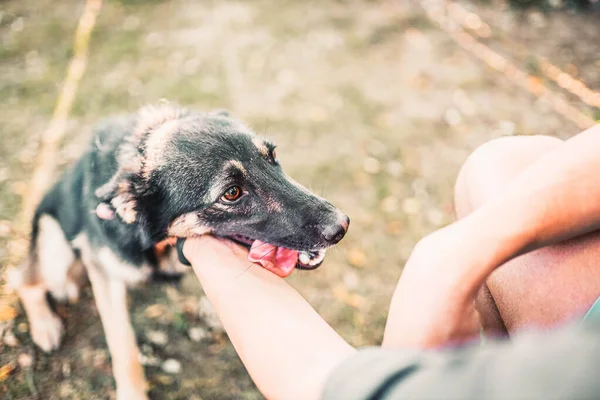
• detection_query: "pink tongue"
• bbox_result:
[248,240,299,278]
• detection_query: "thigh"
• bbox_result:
[455,135,600,334]
[488,231,600,332]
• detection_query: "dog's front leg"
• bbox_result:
[87,266,148,400]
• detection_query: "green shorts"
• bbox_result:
[583,297,600,321]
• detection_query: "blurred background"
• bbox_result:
[0,0,598,398]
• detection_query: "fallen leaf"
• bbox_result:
[332,284,348,302]
[332,284,364,309]
[182,296,199,314]
[0,305,17,322]
[348,249,367,268]
[527,76,543,95]
[347,293,365,309]
[156,374,175,385]
[0,364,15,382]
[386,220,403,235]
[144,304,167,319]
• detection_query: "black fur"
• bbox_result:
[32,105,348,272]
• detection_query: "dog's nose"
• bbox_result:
[322,215,350,245]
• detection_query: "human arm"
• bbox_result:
[383,125,600,348]
[183,236,355,400]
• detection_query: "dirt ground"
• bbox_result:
[1,0,598,398]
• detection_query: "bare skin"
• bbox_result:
[180,124,600,398]
[455,135,600,335]
[383,125,600,348]
[185,237,354,400]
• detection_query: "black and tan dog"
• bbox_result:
[10,104,349,399]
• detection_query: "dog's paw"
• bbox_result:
[30,311,64,352]
[116,386,149,400]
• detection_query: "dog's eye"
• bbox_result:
[221,186,243,202]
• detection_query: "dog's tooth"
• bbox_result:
[306,250,323,266]
[299,251,310,265]
[315,250,326,263]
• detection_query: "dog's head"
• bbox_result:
[97,104,349,274]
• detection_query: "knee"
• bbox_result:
[454,135,563,217]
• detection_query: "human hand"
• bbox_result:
[183,234,251,272]
[186,236,303,278]
[383,221,487,348]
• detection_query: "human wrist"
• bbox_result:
[183,236,266,283]
[181,236,231,282]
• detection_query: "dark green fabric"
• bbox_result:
[323,320,600,400]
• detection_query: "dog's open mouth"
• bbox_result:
[226,234,326,277]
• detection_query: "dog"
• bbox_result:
[10,104,349,399]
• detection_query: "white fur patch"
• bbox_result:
[97,247,152,286]
[72,234,152,286]
[37,215,76,301]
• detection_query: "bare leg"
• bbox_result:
[455,135,600,335]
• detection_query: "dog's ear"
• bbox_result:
[95,104,189,225]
